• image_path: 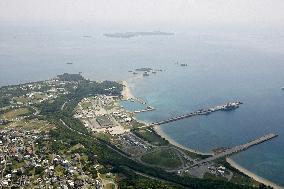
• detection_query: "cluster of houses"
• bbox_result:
[0,119,9,125]
[0,129,41,187]
[112,111,132,123]
[0,129,103,188]
[19,83,43,91]
[74,97,100,119]
[12,80,70,106]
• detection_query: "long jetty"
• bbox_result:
[179,133,278,171]
[150,101,242,126]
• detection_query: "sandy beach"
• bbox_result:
[153,125,213,156]
[122,83,282,188]
[154,125,283,188]
[226,158,283,189]
[121,80,134,100]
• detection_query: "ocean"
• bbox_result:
[1,26,284,186]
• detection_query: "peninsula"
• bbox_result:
[0,74,278,189]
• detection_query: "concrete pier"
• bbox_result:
[150,101,242,126]
[180,133,278,171]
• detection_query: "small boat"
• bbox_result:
[66,62,73,65]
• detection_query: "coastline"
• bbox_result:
[120,81,283,188]
[121,80,134,100]
[226,158,283,189]
[154,124,283,188]
[153,125,213,156]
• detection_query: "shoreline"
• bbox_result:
[153,125,283,188]
[226,158,283,189]
[153,125,213,156]
[121,80,134,100]
[120,81,283,188]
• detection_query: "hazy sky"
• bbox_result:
[1,0,284,28]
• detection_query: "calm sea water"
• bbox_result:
[1,27,284,186]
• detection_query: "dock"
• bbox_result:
[134,106,155,113]
[149,101,242,126]
[180,133,278,171]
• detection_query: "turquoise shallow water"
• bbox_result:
[1,26,284,186]
[119,101,147,112]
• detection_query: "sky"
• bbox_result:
[0,0,284,24]
[0,0,284,29]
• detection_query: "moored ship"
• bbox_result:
[221,102,242,111]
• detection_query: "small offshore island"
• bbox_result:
[0,73,278,189]
[128,67,164,77]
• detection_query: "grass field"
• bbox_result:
[141,148,182,169]
[81,101,92,110]
[14,96,29,104]
[134,129,169,146]
[14,94,48,104]
[3,108,30,120]
[6,119,55,131]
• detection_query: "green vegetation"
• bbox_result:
[204,172,227,181]
[120,176,185,189]
[13,96,29,104]
[141,148,182,169]
[215,158,261,187]
[184,150,211,160]
[57,73,84,81]
[3,107,31,120]
[0,96,10,108]
[133,128,169,146]
[81,101,92,109]
[0,82,36,108]
[8,119,54,131]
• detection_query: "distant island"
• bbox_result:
[128,67,164,77]
[135,67,153,72]
[104,31,174,38]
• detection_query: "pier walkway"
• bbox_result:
[179,133,278,171]
[149,101,242,126]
